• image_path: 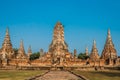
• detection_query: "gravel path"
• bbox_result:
[35,71,83,80]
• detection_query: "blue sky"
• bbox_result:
[0,0,120,56]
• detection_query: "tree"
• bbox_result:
[13,48,18,54]
[78,53,89,60]
[13,48,18,57]
[30,52,40,60]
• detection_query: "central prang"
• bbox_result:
[48,22,72,65]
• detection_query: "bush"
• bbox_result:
[78,53,89,60]
[30,52,40,60]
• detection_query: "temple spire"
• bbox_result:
[3,27,12,46]
[101,29,117,60]
[53,21,64,42]
[90,40,99,60]
[93,40,96,48]
[85,47,89,56]
[27,45,32,59]
[6,27,9,36]
[20,40,24,51]
[0,27,14,59]
[49,21,68,53]
[57,21,61,24]
[39,49,44,58]
[108,29,111,38]
[107,29,112,44]
[16,40,26,59]
[74,49,77,58]
[48,22,70,65]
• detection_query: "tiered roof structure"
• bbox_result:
[16,40,27,59]
[90,40,99,60]
[48,22,72,65]
[27,46,32,59]
[101,29,117,60]
[0,28,14,59]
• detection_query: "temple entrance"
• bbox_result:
[113,59,116,65]
[105,59,109,65]
[105,58,117,65]
[51,65,64,70]
[57,67,64,70]
[57,57,60,65]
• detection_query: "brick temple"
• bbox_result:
[0,22,120,70]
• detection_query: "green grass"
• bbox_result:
[0,70,47,80]
[73,70,120,80]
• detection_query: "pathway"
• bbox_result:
[34,71,83,80]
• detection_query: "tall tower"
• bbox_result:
[49,21,68,55]
[16,40,27,59]
[85,47,89,56]
[48,22,69,65]
[40,48,44,58]
[27,45,32,59]
[90,40,99,60]
[53,21,65,44]
[74,49,77,59]
[0,28,14,59]
[101,29,117,60]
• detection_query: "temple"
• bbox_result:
[16,40,27,59]
[90,40,99,60]
[0,22,120,70]
[48,22,72,65]
[101,29,118,65]
[32,22,73,67]
[0,28,15,60]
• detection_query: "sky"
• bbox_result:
[0,0,120,56]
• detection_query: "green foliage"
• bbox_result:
[71,52,73,55]
[30,52,40,60]
[13,48,18,57]
[13,48,18,53]
[78,53,89,60]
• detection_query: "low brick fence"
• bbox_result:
[0,65,120,71]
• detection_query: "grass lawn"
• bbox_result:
[0,70,47,80]
[73,70,120,80]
